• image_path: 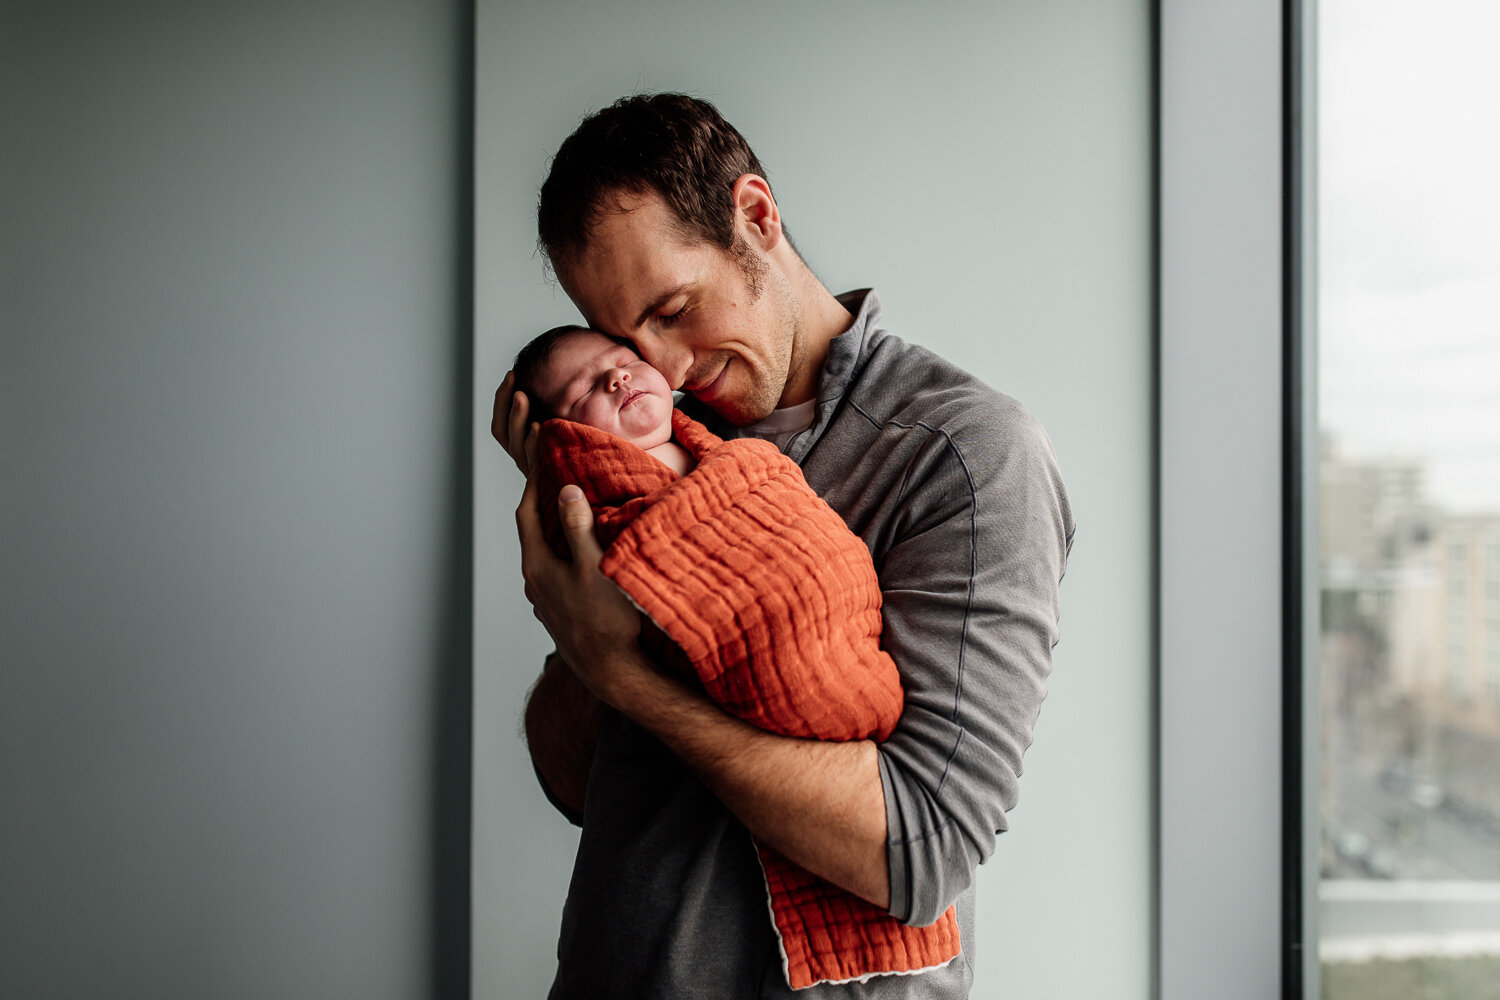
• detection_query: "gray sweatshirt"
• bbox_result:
[542,289,1075,999]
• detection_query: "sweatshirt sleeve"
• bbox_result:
[875,399,1074,927]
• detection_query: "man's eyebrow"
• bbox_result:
[632,283,691,330]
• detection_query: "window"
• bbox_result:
[1164,2,1500,996]
[1313,0,1500,995]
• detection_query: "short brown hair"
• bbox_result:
[537,93,773,269]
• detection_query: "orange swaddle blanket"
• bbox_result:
[536,408,961,990]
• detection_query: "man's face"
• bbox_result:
[529,331,676,449]
[554,190,799,426]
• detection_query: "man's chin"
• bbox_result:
[705,395,776,427]
[690,366,779,425]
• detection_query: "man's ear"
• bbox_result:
[731,173,782,251]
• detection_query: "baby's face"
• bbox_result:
[531,331,675,449]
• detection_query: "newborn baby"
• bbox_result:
[512,324,694,475]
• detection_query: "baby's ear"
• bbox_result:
[515,386,552,424]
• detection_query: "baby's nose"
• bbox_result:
[606,367,631,390]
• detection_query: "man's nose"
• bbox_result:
[634,337,691,390]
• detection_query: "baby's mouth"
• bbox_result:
[620,389,643,408]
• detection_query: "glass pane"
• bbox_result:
[1316,0,1500,995]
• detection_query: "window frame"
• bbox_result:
[1156,0,1316,997]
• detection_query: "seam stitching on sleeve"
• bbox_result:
[847,401,980,796]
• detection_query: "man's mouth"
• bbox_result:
[688,362,730,400]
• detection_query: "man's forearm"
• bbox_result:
[524,652,605,820]
[600,647,891,909]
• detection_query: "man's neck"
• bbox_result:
[777,252,857,407]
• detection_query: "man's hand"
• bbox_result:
[492,370,540,477]
[516,474,642,706]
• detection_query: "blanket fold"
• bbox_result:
[536,408,960,991]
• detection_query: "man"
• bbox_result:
[493,94,1074,998]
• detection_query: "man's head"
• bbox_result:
[536,94,816,425]
[512,325,676,450]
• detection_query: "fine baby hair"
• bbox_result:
[511,323,592,424]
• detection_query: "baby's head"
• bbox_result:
[513,325,676,450]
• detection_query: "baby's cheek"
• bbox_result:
[581,402,613,432]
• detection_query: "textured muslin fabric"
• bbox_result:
[542,289,1074,1000]
[534,409,961,989]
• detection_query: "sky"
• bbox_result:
[1319,0,1500,513]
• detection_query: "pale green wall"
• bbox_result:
[475,1,1154,997]
[1,3,471,997]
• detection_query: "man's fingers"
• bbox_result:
[523,422,540,475]
[491,371,516,447]
[492,372,535,477]
[557,485,604,567]
[516,482,559,631]
[490,370,538,477]
[515,468,548,579]
[508,389,533,475]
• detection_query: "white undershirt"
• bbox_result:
[739,397,817,452]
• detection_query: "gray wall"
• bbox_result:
[1159,0,1288,996]
[475,1,1154,997]
[1,3,471,997]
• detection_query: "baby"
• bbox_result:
[511,325,695,475]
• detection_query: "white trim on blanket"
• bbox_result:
[752,846,960,991]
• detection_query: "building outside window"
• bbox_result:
[1314,0,1500,995]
